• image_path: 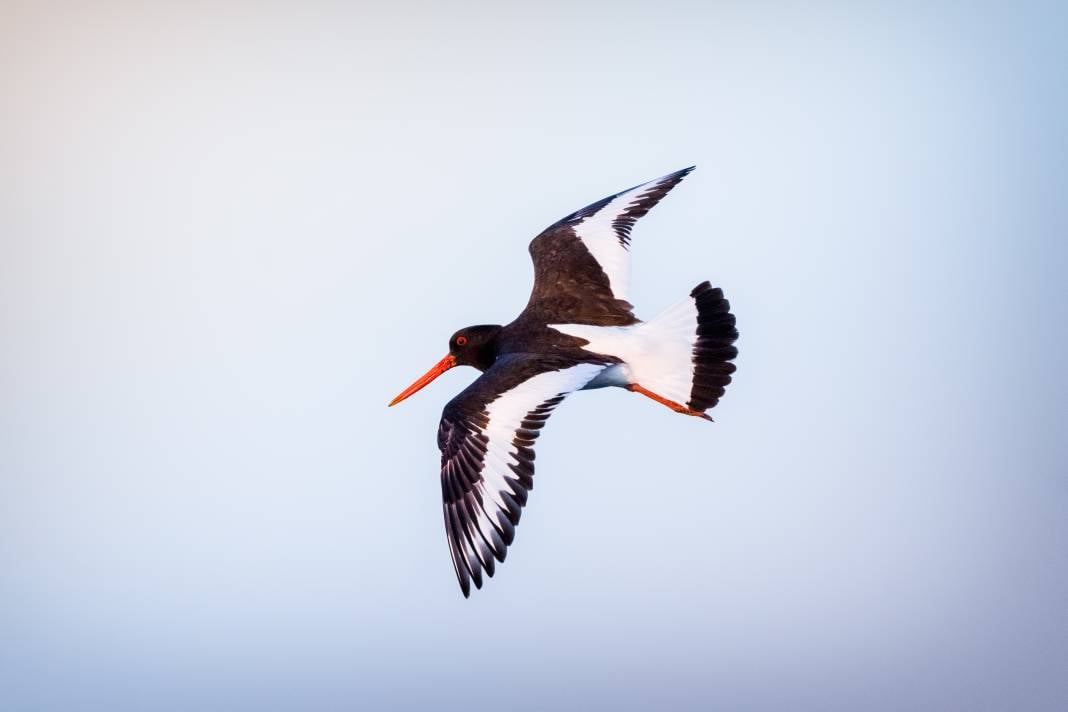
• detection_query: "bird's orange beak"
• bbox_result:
[388,354,457,406]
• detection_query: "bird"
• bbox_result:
[389,166,738,597]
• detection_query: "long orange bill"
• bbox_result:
[388,354,456,406]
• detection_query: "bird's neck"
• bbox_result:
[471,327,504,371]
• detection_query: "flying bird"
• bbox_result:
[389,167,738,597]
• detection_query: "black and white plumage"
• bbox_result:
[389,167,739,597]
[524,167,693,327]
[438,358,605,596]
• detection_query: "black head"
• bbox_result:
[448,324,502,371]
[389,324,503,406]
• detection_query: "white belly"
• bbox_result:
[581,363,634,390]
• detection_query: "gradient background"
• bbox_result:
[3,2,1067,710]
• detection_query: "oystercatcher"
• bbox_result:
[390,166,738,596]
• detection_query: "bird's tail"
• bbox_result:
[633,281,738,414]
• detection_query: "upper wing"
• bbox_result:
[524,166,695,326]
[437,356,606,597]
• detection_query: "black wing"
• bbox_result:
[524,166,694,326]
[438,356,606,597]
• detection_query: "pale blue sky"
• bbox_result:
[3,2,1066,710]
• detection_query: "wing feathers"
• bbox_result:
[525,167,694,325]
[438,360,604,597]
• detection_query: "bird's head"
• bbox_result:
[389,324,502,406]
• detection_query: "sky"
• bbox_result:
[2,2,1067,710]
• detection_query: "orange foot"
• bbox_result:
[626,384,713,421]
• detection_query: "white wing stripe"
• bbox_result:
[571,172,686,301]
[440,361,606,596]
[476,363,603,502]
[481,365,603,450]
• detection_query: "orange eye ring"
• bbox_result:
[455,335,468,346]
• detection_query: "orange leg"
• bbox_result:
[626,384,713,421]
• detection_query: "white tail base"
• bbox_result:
[550,294,698,405]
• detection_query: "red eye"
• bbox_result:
[456,335,468,346]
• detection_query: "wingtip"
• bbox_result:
[657,165,695,185]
